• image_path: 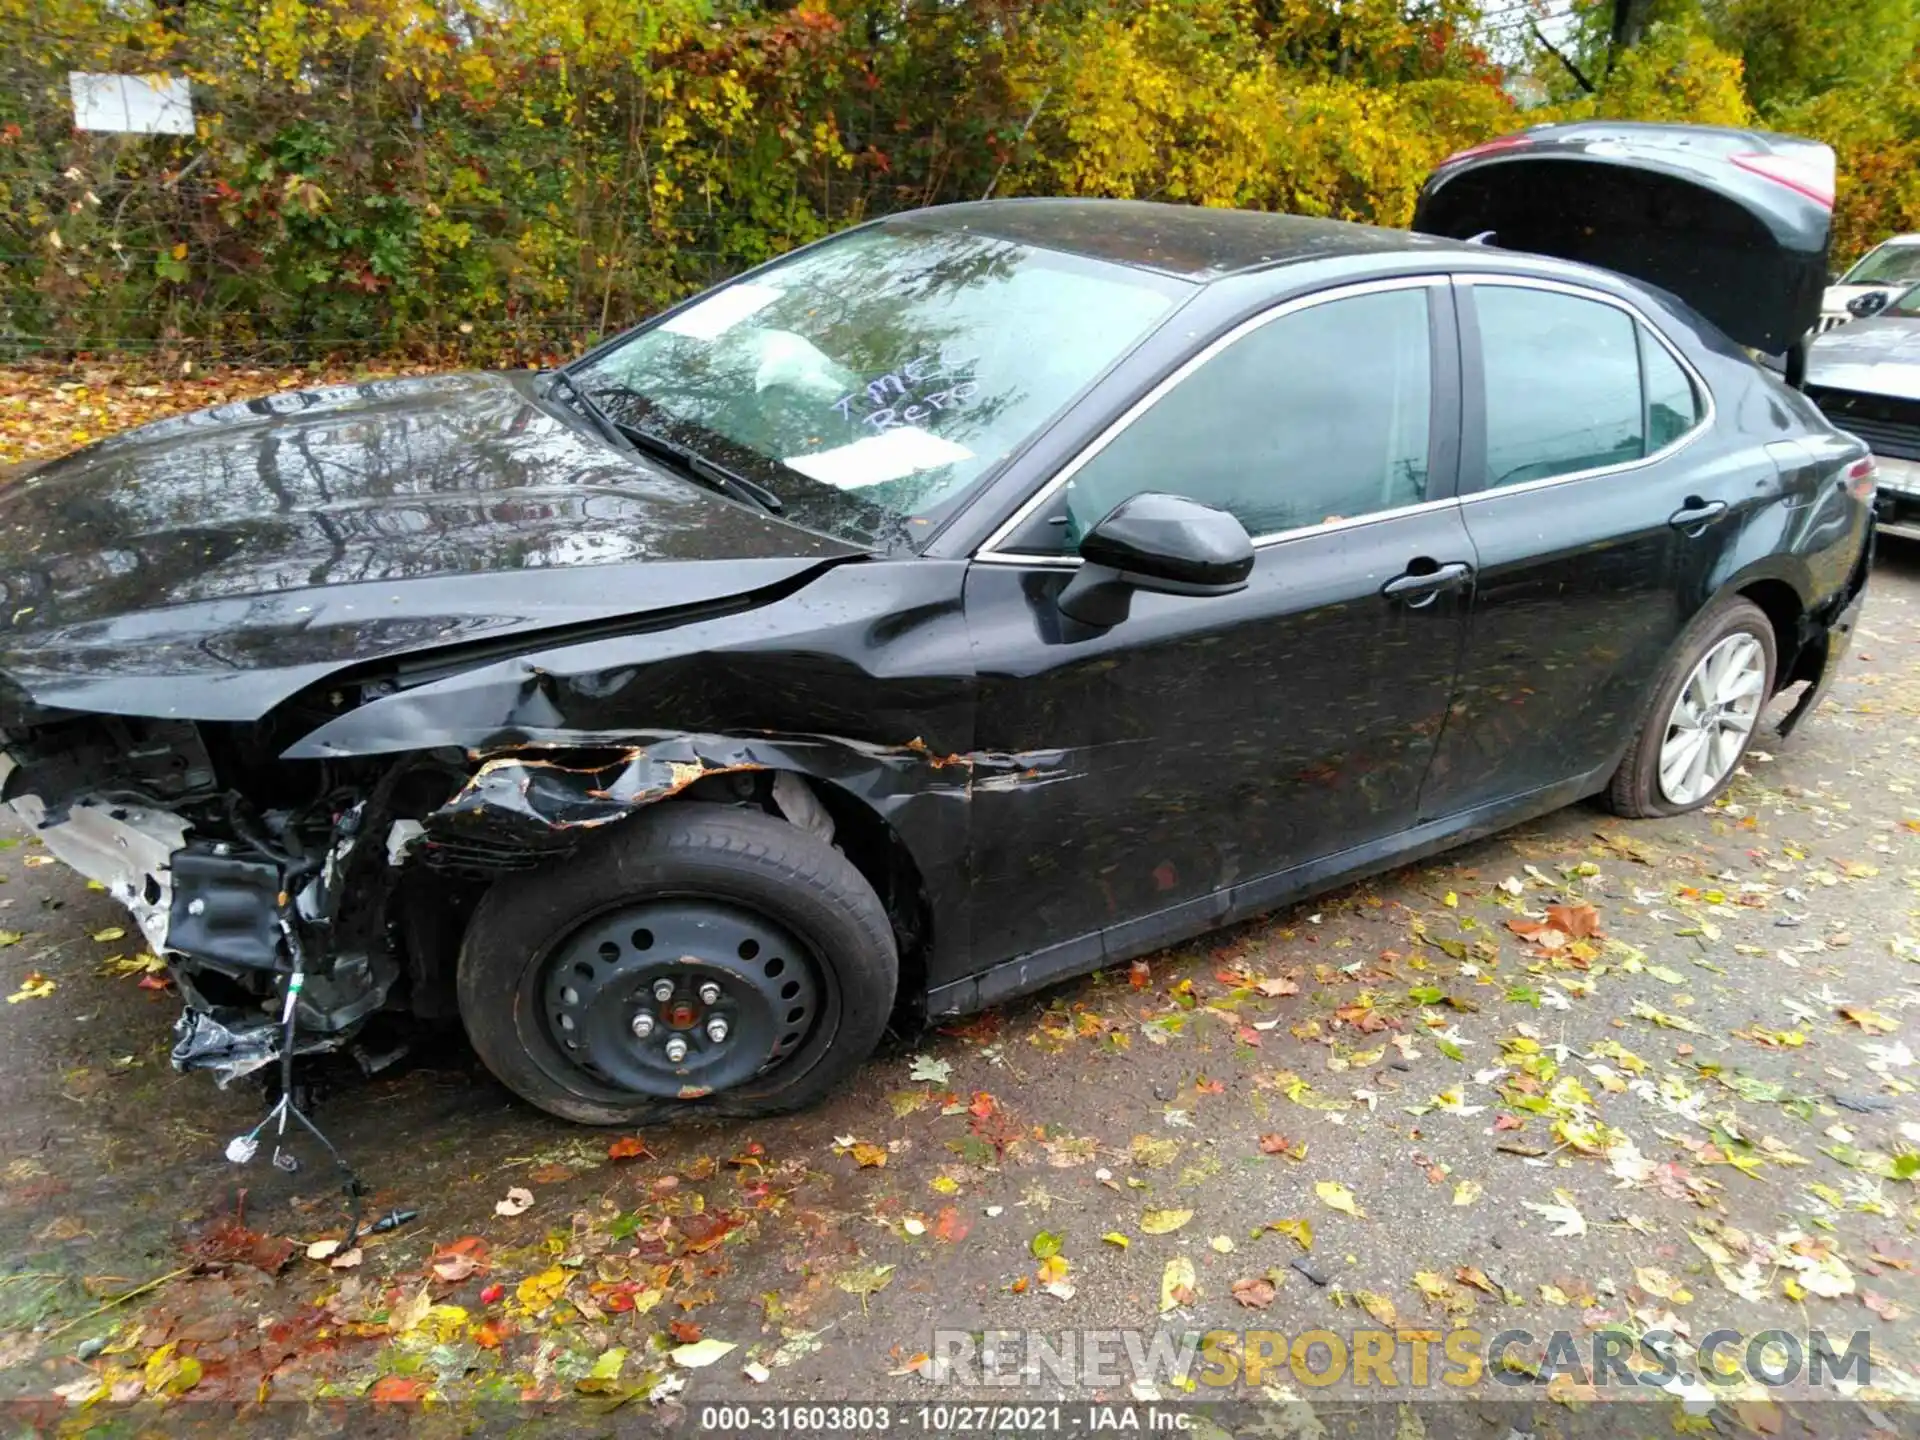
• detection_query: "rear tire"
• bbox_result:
[458,803,898,1125]
[1603,597,1776,819]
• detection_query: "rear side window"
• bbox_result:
[1475,286,1644,488]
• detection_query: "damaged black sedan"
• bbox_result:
[0,123,1876,1125]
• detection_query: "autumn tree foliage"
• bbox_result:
[0,0,1911,361]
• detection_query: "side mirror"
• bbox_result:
[1848,290,1891,318]
[1057,492,1255,628]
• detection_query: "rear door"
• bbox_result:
[1418,275,1735,817]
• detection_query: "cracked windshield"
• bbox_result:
[572,224,1181,549]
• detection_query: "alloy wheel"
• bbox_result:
[1657,631,1766,807]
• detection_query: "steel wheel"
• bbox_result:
[541,899,824,1100]
[1656,631,1766,806]
[460,802,897,1125]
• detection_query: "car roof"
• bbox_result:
[884,198,1470,281]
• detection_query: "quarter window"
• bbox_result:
[1050,286,1434,547]
[1641,326,1702,449]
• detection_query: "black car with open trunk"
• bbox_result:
[0,122,1875,1125]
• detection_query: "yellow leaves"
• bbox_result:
[1129,1135,1180,1169]
[835,1263,894,1313]
[6,972,54,1003]
[515,1266,571,1314]
[1355,1290,1398,1326]
[143,1343,202,1396]
[1314,1181,1363,1218]
[1139,1208,1193,1235]
[1267,1217,1313,1250]
[1159,1256,1196,1313]
[1840,1005,1898,1035]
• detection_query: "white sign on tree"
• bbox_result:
[68,73,196,136]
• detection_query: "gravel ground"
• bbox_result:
[2,540,1918,1436]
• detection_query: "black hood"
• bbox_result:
[0,371,862,722]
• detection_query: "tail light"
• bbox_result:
[1845,455,1878,500]
[1730,149,1835,209]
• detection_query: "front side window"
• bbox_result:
[572,225,1183,550]
[1045,286,1434,547]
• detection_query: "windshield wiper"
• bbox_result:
[613,423,785,515]
[545,369,784,515]
[544,368,633,454]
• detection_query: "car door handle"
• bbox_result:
[1668,498,1728,533]
[1382,561,1473,607]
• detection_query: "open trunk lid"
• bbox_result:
[1413,121,1834,356]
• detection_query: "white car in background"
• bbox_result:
[1819,233,1920,331]
[1808,280,1920,539]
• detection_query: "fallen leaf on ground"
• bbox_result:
[607,1136,653,1160]
[1840,1006,1898,1035]
[494,1187,534,1217]
[1523,1191,1588,1238]
[6,973,54,1003]
[1231,1276,1276,1309]
[1160,1256,1197,1313]
[1453,1180,1483,1207]
[909,1053,953,1085]
[1315,1181,1364,1218]
[1140,1208,1193,1235]
[1357,1290,1399,1326]
[836,1264,895,1313]
[1267,1218,1314,1251]
[672,1338,736,1368]
[1545,902,1602,938]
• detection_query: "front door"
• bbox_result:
[957,278,1474,980]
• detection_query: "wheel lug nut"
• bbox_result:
[664,1036,688,1063]
[698,982,722,1005]
[706,1015,729,1043]
[630,1012,655,1039]
[652,979,674,1003]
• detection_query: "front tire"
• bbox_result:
[458,803,898,1125]
[1603,596,1776,818]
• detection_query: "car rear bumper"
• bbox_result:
[1776,530,1871,739]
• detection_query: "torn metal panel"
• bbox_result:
[2,791,187,954]
[421,731,1068,854]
